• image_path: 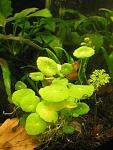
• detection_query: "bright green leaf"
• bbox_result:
[25,113,48,135]
[69,84,94,99]
[73,46,95,58]
[20,95,40,112]
[12,88,35,106]
[15,81,27,90]
[37,57,58,76]
[14,8,38,19]
[28,8,52,18]
[39,85,69,102]
[29,72,44,81]
[61,63,73,75]
[36,101,58,123]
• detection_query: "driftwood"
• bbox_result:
[0,118,38,150]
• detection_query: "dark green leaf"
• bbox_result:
[62,126,75,134]
[0,0,12,17]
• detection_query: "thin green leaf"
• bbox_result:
[14,8,38,19]
[28,8,52,18]
[44,48,60,64]
[54,47,74,63]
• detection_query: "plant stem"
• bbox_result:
[77,58,88,84]
[0,34,44,51]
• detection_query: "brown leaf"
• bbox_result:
[0,118,38,150]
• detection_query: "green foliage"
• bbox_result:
[19,114,28,125]
[39,83,69,102]
[81,34,104,51]
[73,46,95,58]
[61,63,73,75]
[14,8,52,19]
[1,4,112,139]
[68,84,94,99]
[52,78,68,87]
[62,126,75,134]
[37,57,58,77]
[72,102,90,117]
[28,8,52,18]
[101,47,113,83]
[25,113,48,135]
[29,72,44,81]
[12,88,40,112]
[36,101,58,123]
[0,0,12,17]
[15,81,27,90]
[11,51,95,135]
[88,69,111,90]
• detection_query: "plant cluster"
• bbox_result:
[0,1,112,148]
[11,46,95,135]
[88,69,111,90]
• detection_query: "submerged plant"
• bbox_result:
[88,69,111,90]
[10,52,95,137]
[73,46,95,84]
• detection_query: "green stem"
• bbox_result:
[77,58,88,84]
[0,34,44,51]
[0,58,12,103]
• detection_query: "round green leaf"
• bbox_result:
[36,101,58,123]
[73,102,90,117]
[20,95,40,112]
[39,85,69,102]
[15,81,27,90]
[29,72,44,81]
[37,57,58,76]
[69,85,94,99]
[61,63,73,75]
[73,46,95,58]
[25,113,48,135]
[12,88,36,106]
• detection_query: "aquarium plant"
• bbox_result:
[10,45,95,136]
[88,69,111,90]
[1,1,112,148]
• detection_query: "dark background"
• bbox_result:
[11,0,113,14]
[11,0,45,13]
